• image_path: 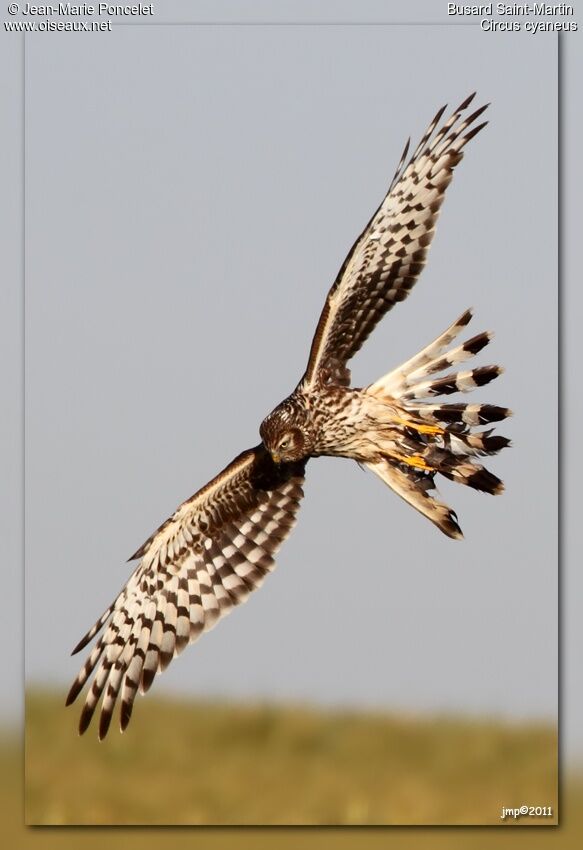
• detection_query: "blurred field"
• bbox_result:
[24,689,557,826]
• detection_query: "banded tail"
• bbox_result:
[366,310,511,539]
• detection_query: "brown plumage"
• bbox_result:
[67,94,510,738]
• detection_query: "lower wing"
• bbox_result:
[66,445,306,739]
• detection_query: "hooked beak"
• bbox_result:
[271,451,281,465]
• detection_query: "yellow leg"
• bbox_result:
[393,416,444,436]
[391,452,434,471]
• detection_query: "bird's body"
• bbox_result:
[67,94,511,738]
[264,384,425,462]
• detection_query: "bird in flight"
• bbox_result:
[67,94,510,738]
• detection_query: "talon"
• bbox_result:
[405,455,432,470]
[394,416,443,435]
[390,452,433,471]
[414,423,443,435]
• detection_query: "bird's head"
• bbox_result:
[259,397,315,464]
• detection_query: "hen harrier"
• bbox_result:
[67,94,510,738]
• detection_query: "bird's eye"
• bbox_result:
[279,438,289,451]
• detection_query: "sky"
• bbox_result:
[1,2,570,737]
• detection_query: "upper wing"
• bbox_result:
[301,94,488,390]
[66,446,306,738]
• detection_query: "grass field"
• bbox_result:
[23,690,557,826]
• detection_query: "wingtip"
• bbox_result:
[65,676,83,706]
[140,667,156,694]
[467,104,490,125]
[463,120,489,144]
[458,92,477,111]
[120,701,133,732]
[78,706,92,736]
[435,103,448,122]
[98,715,111,741]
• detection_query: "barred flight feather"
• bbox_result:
[67,447,305,738]
[302,94,488,390]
